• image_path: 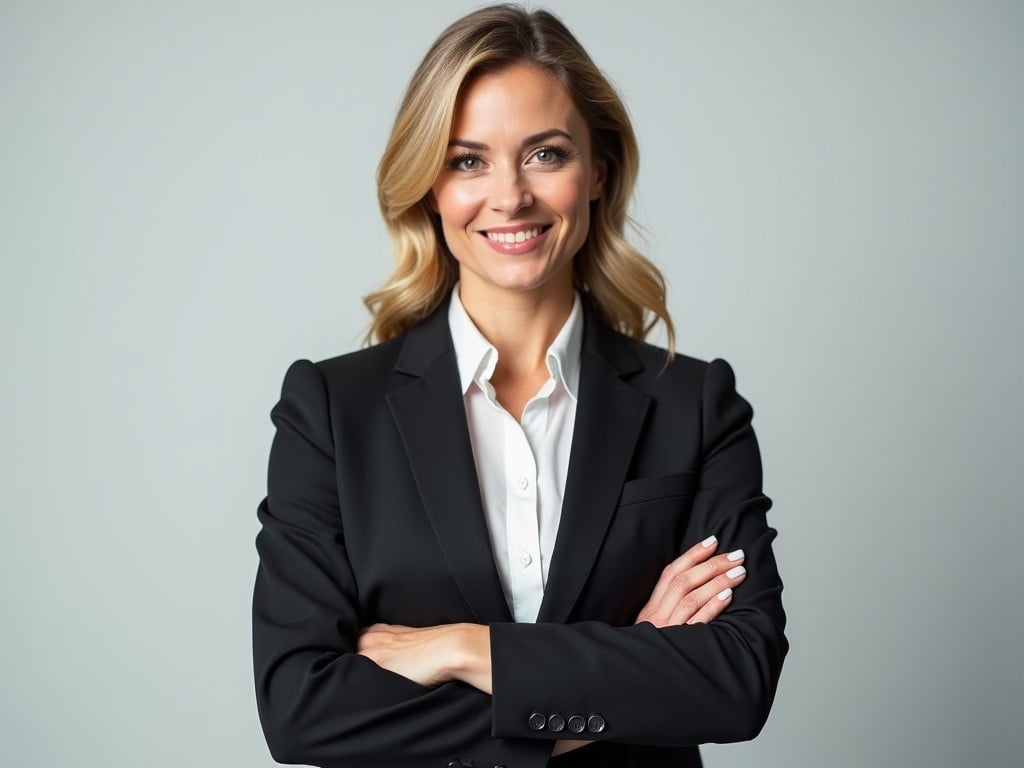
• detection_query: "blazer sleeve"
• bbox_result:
[489,358,788,746]
[252,359,552,768]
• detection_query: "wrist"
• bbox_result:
[448,623,492,694]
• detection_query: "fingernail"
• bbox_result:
[726,565,746,579]
[701,535,717,548]
[727,549,745,562]
[717,588,733,600]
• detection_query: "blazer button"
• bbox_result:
[528,710,547,730]
[547,713,566,732]
[567,714,587,734]
[587,714,607,733]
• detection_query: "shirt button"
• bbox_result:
[515,476,529,490]
[519,552,532,568]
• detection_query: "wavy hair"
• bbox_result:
[365,4,674,352]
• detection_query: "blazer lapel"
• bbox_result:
[386,301,513,625]
[537,307,651,624]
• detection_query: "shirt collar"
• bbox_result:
[449,286,498,395]
[448,284,583,401]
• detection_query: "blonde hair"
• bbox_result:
[365,4,675,352]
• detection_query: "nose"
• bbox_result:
[489,165,533,215]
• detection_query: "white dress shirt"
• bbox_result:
[448,286,583,623]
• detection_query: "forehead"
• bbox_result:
[451,64,588,141]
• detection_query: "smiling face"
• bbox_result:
[430,64,604,306]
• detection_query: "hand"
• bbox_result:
[555,539,745,760]
[360,624,590,757]
[634,535,746,628]
[357,622,492,693]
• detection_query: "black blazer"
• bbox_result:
[253,298,787,768]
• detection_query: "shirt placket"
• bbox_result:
[503,401,546,623]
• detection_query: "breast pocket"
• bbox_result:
[618,471,698,508]
[581,472,701,624]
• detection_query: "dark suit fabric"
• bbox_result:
[252,298,787,768]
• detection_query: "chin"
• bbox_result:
[492,255,574,289]
[488,268,567,295]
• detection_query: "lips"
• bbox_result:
[484,226,546,244]
[478,224,553,252]
[479,224,552,254]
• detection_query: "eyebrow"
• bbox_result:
[447,129,576,151]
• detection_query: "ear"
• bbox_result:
[589,158,607,201]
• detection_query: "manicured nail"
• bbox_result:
[701,535,717,549]
[717,588,733,601]
[727,549,745,562]
[726,565,746,579]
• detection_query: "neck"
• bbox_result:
[457,277,574,378]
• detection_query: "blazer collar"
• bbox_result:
[393,296,457,377]
[389,294,651,625]
[387,296,512,624]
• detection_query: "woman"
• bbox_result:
[253,5,786,767]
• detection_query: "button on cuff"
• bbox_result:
[527,710,546,730]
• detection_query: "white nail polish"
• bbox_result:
[726,565,746,579]
[701,535,717,549]
[717,588,732,600]
[727,549,744,562]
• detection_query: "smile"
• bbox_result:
[479,225,552,255]
[485,226,547,244]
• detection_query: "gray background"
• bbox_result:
[2,1,1021,766]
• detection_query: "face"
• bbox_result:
[430,64,604,304]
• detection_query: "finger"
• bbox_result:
[669,564,747,625]
[642,549,745,625]
[638,545,721,626]
[685,586,734,625]
[641,535,720,615]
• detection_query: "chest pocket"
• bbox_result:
[574,471,699,624]
[618,471,698,508]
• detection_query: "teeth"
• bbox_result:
[487,227,541,243]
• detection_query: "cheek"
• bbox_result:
[540,176,591,223]
[434,184,480,229]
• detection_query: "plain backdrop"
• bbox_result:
[2,1,1022,766]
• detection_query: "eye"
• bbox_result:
[531,146,570,165]
[447,153,483,172]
